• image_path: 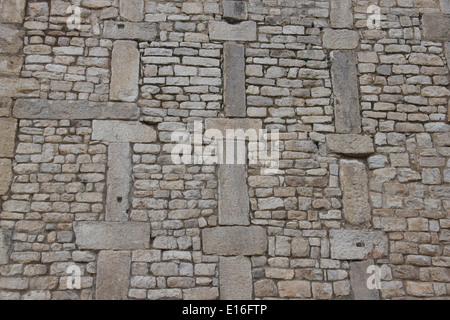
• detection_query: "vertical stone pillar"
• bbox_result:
[224,43,246,118]
[110,41,140,102]
[96,251,132,300]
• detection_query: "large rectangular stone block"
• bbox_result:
[224,43,246,118]
[339,160,372,226]
[110,40,140,102]
[209,21,257,41]
[330,0,353,29]
[0,159,13,195]
[92,120,157,143]
[323,30,359,50]
[349,260,380,300]
[0,229,12,265]
[202,226,267,256]
[331,50,361,134]
[219,257,253,300]
[205,118,262,141]
[96,251,131,300]
[13,99,139,120]
[0,56,24,76]
[74,222,150,250]
[327,134,374,157]
[223,0,248,22]
[120,0,144,21]
[0,78,40,98]
[422,14,450,41]
[330,230,388,260]
[0,25,24,54]
[106,143,132,222]
[218,165,250,226]
[0,118,17,158]
[0,0,26,23]
[103,21,158,41]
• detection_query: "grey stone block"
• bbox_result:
[323,29,359,50]
[0,0,26,23]
[92,120,157,143]
[110,40,140,102]
[74,222,150,250]
[330,230,388,260]
[330,0,353,29]
[223,0,248,22]
[0,159,13,196]
[327,134,375,157]
[96,251,131,300]
[0,118,17,158]
[422,14,450,42]
[330,50,361,134]
[0,25,24,54]
[103,21,158,41]
[440,0,450,14]
[349,260,380,300]
[202,226,267,256]
[219,256,253,300]
[120,0,144,21]
[0,229,12,265]
[209,21,257,41]
[224,43,246,118]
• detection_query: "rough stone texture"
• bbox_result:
[103,21,158,41]
[0,158,13,195]
[219,256,253,300]
[183,287,219,300]
[330,0,353,29]
[223,0,248,22]
[218,165,250,225]
[92,120,157,142]
[323,30,359,50]
[209,21,257,41]
[327,135,375,157]
[349,260,381,300]
[0,56,24,76]
[0,229,12,265]
[74,222,150,250]
[0,78,39,98]
[422,14,450,41]
[96,251,131,300]
[0,25,24,54]
[120,0,144,21]
[224,43,246,117]
[13,99,140,120]
[110,41,140,102]
[0,0,26,23]
[331,50,361,134]
[441,0,450,13]
[205,118,262,140]
[106,143,132,222]
[330,230,388,260]
[202,226,267,256]
[339,160,372,226]
[0,118,17,158]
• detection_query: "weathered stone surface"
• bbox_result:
[330,230,388,260]
[0,118,17,158]
[0,78,40,98]
[0,159,12,195]
[103,21,158,41]
[205,118,262,140]
[219,256,252,300]
[349,260,380,300]
[278,280,311,298]
[445,42,450,72]
[0,229,12,265]
[330,50,361,134]
[106,143,131,222]
[323,30,359,49]
[202,226,267,256]
[422,14,450,41]
[0,25,24,53]
[120,0,144,21]
[209,21,257,41]
[92,120,157,143]
[218,165,249,225]
[183,287,219,300]
[0,0,26,23]
[0,56,24,76]
[330,0,353,29]
[96,251,131,300]
[0,97,11,117]
[110,40,139,102]
[441,0,450,14]
[224,43,246,117]
[74,222,150,250]
[327,134,374,156]
[223,0,248,22]
[13,99,140,120]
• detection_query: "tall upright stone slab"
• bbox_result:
[96,251,131,300]
[0,159,13,195]
[120,0,144,21]
[331,51,361,134]
[224,43,247,118]
[0,118,17,158]
[0,229,12,265]
[223,0,248,22]
[349,260,381,300]
[106,143,132,222]
[110,41,140,102]
[330,0,353,29]
[219,256,253,300]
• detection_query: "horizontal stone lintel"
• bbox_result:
[13,99,140,120]
[74,222,150,250]
[327,134,375,157]
[209,21,257,41]
[205,118,263,140]
[202,226,267,256]
[330,230,388,260]
[92,120,157,143]
[103,21,159,41]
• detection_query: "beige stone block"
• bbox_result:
[330,230,388,260]
[110,40,140,102]
[0,118,17,158]
[323,29,359,50]
[219,256,252,300]
[96,251,131,300]
[92,120,157,143]
[209,21,257,41]
[0,159,12,195]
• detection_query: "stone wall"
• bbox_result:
[0,0,449,300]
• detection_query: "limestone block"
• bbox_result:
[183,287,219,300]
[0,159,12,195]
[103,21,158,41]
[330,230,388,260]
[96,251,131,300]
[330,0,353,29]
[74,222,150,250]
[323,29,359,50]
[0,25,24,53]
[202,226,267,256]
[209,21,257,41]
[110,40,140,102]
[0,118,17,158]
[92,120,157,143]
[0,229,12,265]
[330,50,361,134]
[422,14,450,41]
[0,97,11,117]
[120,0,144,21]
[223,0,248,22]
[327,134,374,157]
[219,257,253,300]
[224,43,246,117]
[0,78,40,98]
[349,260,380,300]
[0,56,24,76]
[13,99,140,120]
[441,0,450,14]
[0,0,26,23]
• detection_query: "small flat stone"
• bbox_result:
[209,21,257,41]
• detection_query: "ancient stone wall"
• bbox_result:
[0,0,449,300]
